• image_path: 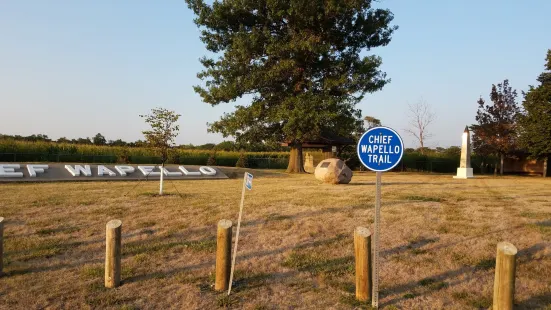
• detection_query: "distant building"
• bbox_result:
[281,131,356,173]
[503,151,550,176]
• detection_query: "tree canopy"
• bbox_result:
[518,49,551,176]
[404,100,435,155]
[139,108,181,164]
[364,116,382,129]
[471,79,520,175]
[93,133,107,145]
[186,0,397,172]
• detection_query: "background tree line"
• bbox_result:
[471,49,551,177]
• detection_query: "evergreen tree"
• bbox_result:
[186,0,397,173]
[518,49,551,177]
[471,79,520,175]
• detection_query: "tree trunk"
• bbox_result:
[494,163,497,177]
[481,160,485,175]
[543,157,548,178]
[286,143,306,173]
[500,154,504,176]
[159,162,164,196]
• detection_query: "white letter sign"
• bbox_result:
[162,167,182,176]
[97,165,116,176]
[0,163,228,182]
[0,164,23,178]
[199,166,217,176]
[27,164,49,177]
[138,166,161,177]
[179,166,201,176]
[115,165,135,176]
[64,165,92,177]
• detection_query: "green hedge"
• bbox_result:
[396,153,497,174]
[0,140,290,167]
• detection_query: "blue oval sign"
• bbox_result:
[357,126,404,172]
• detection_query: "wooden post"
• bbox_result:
[493,242,517,310]
[354,226,372,302]
[0,217,4,276]
[105,219,122,288]
[215,219,233,291]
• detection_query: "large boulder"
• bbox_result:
[314,158,353,184]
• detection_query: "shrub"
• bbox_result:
[116,149,130,164]
[235,151,248,168]
[206,151,217,166]
[169,152,180,164]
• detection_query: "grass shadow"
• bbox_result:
[381,237,439,257]
[381,265,475,307]
[515,292,551,309]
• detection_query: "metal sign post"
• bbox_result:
[373,171,381,307]
[356,126,404,308]
[227,172,253,295]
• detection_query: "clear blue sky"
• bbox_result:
[1,1,549,148]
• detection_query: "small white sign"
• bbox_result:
[228,171,253,295]
[245,172,253,190]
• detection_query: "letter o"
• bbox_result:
[395,146,400,153]
[199,166,217,176]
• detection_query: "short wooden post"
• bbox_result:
[0,217,4,276]
[105,219,122,288]
[354,226,372,302]
[215,219,233,291]
[493,242,517,310]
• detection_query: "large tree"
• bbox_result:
[186,0,397,172]
[518,49,551,177]
[405,99,435,155]
[471,79,520,175]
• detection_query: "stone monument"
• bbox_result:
[314,158,352,184]
[454,126,474,179]
[304,153,315,173]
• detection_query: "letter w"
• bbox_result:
[65,165,92,176]
[361,145,368,153]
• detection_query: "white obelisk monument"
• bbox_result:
[454,126,474,179]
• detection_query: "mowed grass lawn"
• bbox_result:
[0,169,550,309]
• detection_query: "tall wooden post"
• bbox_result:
[105,219,122,288]
[0,217,4,276]
[354,226,372,302]
[215,219,233,291]
[493,242,517,310]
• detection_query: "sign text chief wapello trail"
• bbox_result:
[0,164,220,178]
[357,127,404,168]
